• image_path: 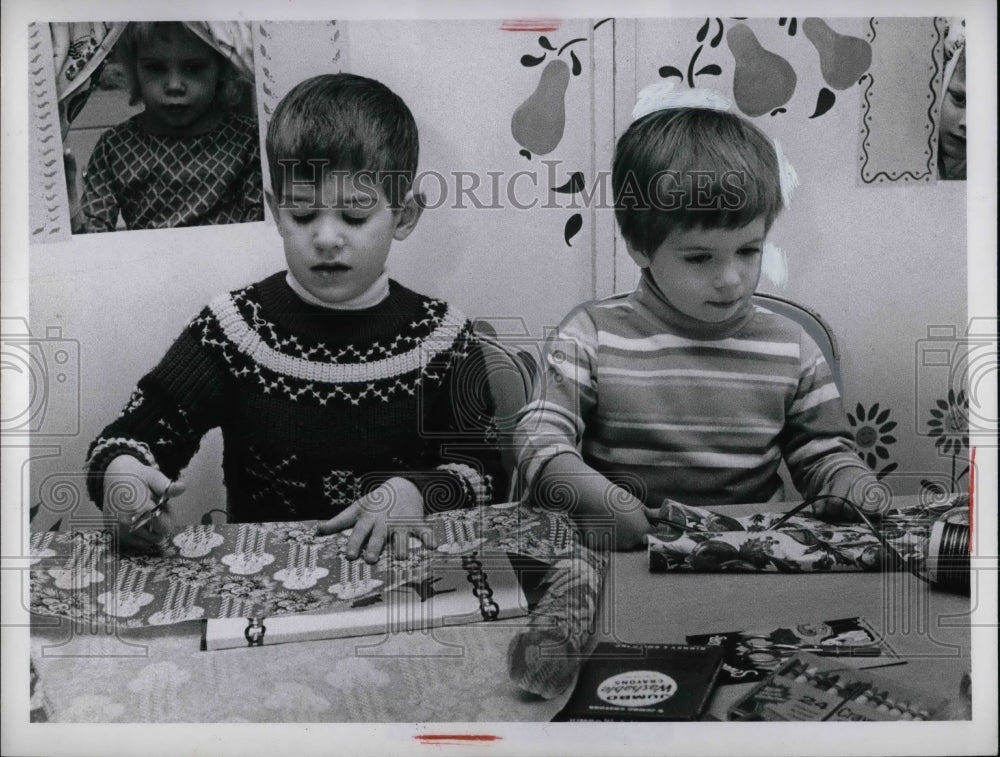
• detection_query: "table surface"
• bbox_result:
[29,499,974,723]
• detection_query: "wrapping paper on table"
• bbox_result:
[648,495,968,573]
[29,503,582,629]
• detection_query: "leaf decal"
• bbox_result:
[552,171,585,194]
[807,88,836,118]
[521,53,546,67]
[564,213,583,247]
[710,18,725,47]
[538,35,556,50]
[519,149,532,160]
[696,18,710,42]
[658,65,683,79]
[570,50,582,76]
[696,64,722,77]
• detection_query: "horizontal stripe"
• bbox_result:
[585,441,782,469]
[599,419,781,435]
[784,437,847,467]
[789,382,840,415]
[602,367,796,386]
[599,331,800,358]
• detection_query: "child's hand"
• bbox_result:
[103,455,183,555]
[612,506,659,550]
[812,469,883,522]
[316,477,438,563]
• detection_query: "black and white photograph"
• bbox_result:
[2,1,996,756]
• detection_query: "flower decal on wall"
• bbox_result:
[847,402,898,478]
[927,388,969,456]
[921,389,970,496]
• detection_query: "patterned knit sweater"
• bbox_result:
[515,271,869,508]
[79,112,264,232]
[86,274,502,522]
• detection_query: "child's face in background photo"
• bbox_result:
[136,26,223,138]
[271,173,420,305]
[629,217,766,323]
[938,51,967,179]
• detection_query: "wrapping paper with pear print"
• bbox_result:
[648,495,968,573]
[29,503,581,630]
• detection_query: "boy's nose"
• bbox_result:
[715,265,742,290]
[313,218,345,252]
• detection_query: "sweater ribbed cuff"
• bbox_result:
[84,437,158,509]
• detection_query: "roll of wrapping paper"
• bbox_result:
[507,545,609,699]
[925,520,970,594]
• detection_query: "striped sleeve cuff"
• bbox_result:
[85,437,158,508]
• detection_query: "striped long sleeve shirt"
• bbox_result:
[515,273,869,508]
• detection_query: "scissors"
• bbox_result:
[129,482,173,533]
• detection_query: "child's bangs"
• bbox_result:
[268,108,408,203]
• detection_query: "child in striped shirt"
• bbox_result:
[515,103,877,549]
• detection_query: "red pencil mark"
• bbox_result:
[968,446,975,551]
[500,19,562,32]
[415,734,502,745]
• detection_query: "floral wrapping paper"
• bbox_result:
[648,495,968,573]
[29,503,582,629]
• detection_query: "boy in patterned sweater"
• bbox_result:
[88,74,503,561]
[515,103,877,549]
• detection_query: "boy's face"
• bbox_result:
[136,27,222,137]
[270,173,422,305]
[939,56,966,168]
[628,218,766,323]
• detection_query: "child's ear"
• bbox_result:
[392,190,424,241]
[625,240,651,268]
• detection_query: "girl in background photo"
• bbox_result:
[71,21,263,232]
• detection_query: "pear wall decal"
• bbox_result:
[802,18,872,90]
[727,24,797,117]
[511,59,570,156]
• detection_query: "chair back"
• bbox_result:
[752,293,843,395]
[473,320,538,501]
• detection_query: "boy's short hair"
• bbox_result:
[117,22,248,111]
[612,108,782,255]
[266,73,419,206]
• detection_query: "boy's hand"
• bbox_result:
[812,469,884,522]
[103,455,182,555]
[615,507,659,550]
[317,477,438,563]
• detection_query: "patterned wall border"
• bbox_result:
[858,17,946,185]
[28,22,72,243]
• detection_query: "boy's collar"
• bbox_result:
[285,270,391,311]
[635,269,755,340]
